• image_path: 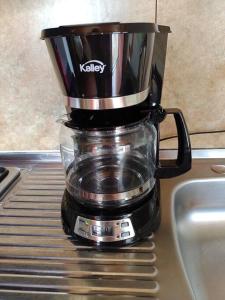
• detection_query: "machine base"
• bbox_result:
[61,182,160,248]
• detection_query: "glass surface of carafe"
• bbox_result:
[59,117,157,208]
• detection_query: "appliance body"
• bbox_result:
[42,22,191,247]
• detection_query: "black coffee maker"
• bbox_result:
[41,22,191,247]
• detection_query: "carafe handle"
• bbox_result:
[156,108,192,178]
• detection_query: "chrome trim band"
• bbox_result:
[74,216,135,242]
[65,88,150,110]
[68,178,155,202]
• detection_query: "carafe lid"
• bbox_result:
[41,22,171,39]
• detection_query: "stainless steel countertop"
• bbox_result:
[0,149,225,299]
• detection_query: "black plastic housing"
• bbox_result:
[61,181,160,248]
[42,22,170,107]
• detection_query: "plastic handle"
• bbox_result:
[156,108,192,178]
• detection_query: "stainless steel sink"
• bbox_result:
[173,168,225,300]
[1,150,225,300]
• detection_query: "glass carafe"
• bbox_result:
[59,108,192,208]
[59,117,157,208]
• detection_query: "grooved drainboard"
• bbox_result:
[0,167,159,299]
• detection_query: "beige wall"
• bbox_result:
[0,0,225,150]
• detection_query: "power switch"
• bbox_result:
[121,222,129,228]
[121,231,130,238]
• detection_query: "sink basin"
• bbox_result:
[173,178,225,300]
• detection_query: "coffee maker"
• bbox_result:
[41,22,191,247]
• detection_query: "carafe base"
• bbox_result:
[61,181,160,248]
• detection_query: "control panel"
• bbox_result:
[74,216,135,242]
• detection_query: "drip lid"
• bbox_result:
[41,22,171,39]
